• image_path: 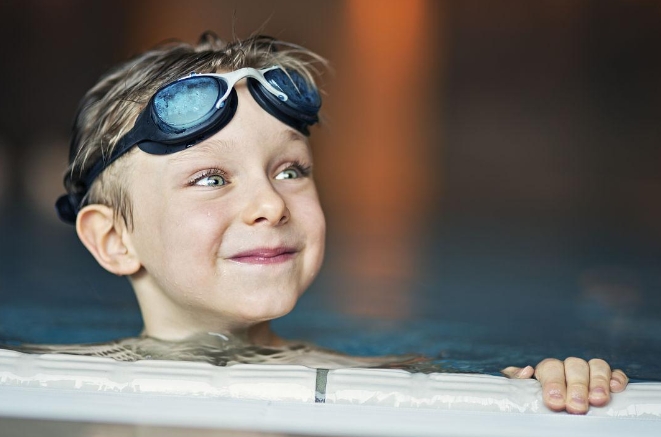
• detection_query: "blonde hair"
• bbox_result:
[64,32,325,228]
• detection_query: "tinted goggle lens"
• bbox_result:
[263,68,321,111]
[154,77,227,131]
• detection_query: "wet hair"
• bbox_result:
[63,32,325,229]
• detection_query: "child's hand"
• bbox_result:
[502,358,629,414]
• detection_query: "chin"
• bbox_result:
[236,290,300,323]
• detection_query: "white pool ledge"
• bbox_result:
[1,349,660,436]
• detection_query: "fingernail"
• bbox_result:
[610,379,620,390]
[591,387,607,397]
[549,389,563,400]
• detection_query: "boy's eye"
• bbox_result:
[275,163,311,180]
[275,168,301,180]
[192,172,227,187]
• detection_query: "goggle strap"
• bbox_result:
[55,192,80,224]
[82,129,140,190]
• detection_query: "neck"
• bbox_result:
[247,321,285,346]
[131,274,284,346]
[140,319,283,346]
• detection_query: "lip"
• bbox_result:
[228,247,298,265]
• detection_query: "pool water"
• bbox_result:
[1,209,660,381]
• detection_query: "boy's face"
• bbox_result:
[123,83,326,337]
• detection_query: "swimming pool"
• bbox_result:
[1,210,661,435]
[2,210,660,380]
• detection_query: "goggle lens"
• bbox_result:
[264,69,320,111]
[154,77,226,130]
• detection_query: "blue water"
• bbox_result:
[1,208,660,380]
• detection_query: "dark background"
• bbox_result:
[0,1,659,379]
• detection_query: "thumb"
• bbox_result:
[502,365,535,379]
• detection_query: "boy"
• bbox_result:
[52,33,626,414]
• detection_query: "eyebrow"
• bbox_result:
[166,128,307,167]
[167,138,235,165]
[282,129,307,144]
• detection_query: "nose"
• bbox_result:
[241,179,290,226]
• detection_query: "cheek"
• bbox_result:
[290,186,324,225]
[294,193,327,276]
[161,204,232,267]
[131,195,231,278]
[306,204,326,251]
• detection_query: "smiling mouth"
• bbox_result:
[229,247,298,265]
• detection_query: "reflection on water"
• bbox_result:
[7,332,501,375]
[8,332,426,371]
[579,266,643,312]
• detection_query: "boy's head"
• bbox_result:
[57,33,327,340]
[58,33,323,228]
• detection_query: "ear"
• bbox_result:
[76,204,141,276]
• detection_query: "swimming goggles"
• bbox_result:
[56,66,321,224]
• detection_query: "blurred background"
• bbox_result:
[0,0,660,379]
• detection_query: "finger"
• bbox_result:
[564,357,590,414]
[588,358,611,406]
[610,369,629,393]
[535,358,567,412]
[502,365,534,379]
